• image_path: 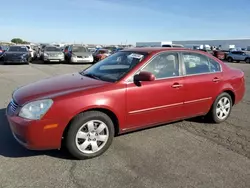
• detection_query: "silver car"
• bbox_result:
[43,46,65,63]
[227,51,250,63]
[65,45,94,63]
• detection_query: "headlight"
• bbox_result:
[19,99,53,120]
[44,53,48,57]
[21,54,28,58]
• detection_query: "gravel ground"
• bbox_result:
[0,61,249,188]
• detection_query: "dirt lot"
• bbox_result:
[0,61,249,188]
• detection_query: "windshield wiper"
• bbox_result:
[80,72,101,80]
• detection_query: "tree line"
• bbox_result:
[11,38,30,44]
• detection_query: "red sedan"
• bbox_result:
[6,48,245,159]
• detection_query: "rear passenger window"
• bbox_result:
[183,53,210,75]
[183,53,220,75]
[208,58,221,72]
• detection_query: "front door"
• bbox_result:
[125,52,185,130]
[181,52,223,117]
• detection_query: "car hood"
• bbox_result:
[13,73,110,105]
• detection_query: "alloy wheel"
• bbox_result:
[216,97,231,120]
[75,120,109,154]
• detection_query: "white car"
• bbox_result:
[26,45,36,59]
[66,46,94,63]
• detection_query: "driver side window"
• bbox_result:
[141,52,180,79]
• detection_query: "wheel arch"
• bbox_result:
[244,57,250,61]
[62,107,120,145]
[221,89,235,105]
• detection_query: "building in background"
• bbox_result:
[136,39,250,50]
[136,41,172,47]
[172,39,250,50]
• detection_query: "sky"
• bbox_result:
[1,0,250,44]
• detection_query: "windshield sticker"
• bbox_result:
[128,53,144,59]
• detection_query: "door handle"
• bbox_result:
[172,83,183,88]
[212,77,220,82]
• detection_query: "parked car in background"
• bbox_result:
[87,47,96,54]
[111,47,124,54]
[64,45,93,63]
[25,45,36,61]
[0,46,7,57]
[199,48,214,56]
[213,50,226,60]
[1,46,31,64]
[6,47,245,159]
[93,48,111,62]
[42,46,65,63]
[227,51,250,63]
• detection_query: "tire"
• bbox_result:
[245,58,250,64]
[206,92,232,123]
[28,57,32,63]
[227,57,233,62]
[65,111,115,160]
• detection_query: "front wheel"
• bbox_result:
[245,58,250,64]
[227,57,233,62]
[65,111,115,160]
[206,92,232,123]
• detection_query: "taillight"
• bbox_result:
[0,50,3,53]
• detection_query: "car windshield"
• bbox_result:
[80,51,148,82]
[72,46,88,52]
[45,47,61,51]
[8,46,28,52]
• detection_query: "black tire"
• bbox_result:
[245,58,250,64]
[206,92,232,123]
[65,111,115,160]
[227,57,233,62]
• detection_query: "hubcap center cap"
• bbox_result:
[89,132,96,140]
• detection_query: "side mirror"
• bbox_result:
[134,71,155,82]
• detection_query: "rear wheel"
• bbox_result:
[28,57,32,63]
[227,57,233,62]
[206,92,232,123]
[65,111,115,160]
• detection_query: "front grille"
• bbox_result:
[5,57,22,61]
[77,56,82,58]
[9,99,18,113]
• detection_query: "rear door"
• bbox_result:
[180,52,223,117]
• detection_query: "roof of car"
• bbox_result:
[121,47,189,53]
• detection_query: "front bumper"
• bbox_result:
[3,58,28,63]
[6,105,65,150]
[44,57,65,62]
[71,57,93,63]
